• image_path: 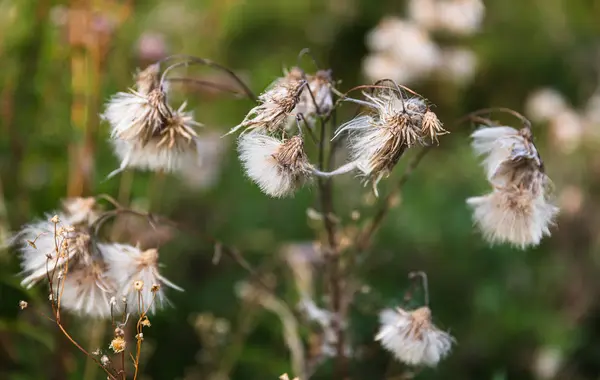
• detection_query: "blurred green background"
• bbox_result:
[1,0,600,379]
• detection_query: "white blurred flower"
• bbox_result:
[178,131,227,190]
[533,346,563,380]
[549,109,584,153]
[437,0,485,36]
[407,0,438,30]
[438,47,478,84]
[364,18,440,83]
[584,93,600,126]
[526,88,568,123]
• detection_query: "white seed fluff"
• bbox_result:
[237,132,312,198]
[376,307,454,367]
[100,243,182,314]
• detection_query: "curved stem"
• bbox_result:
[297,48,321,70]
[357,146,432,251]
[165,77,245,96]
[312,161,357,177]
[408,271,429,306]
[461,107,532,130]
[157,55,257,102]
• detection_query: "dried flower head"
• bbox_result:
[228,68,306,135]
[19,300,28,310]
[421,109,447,143]
[238,132,314,197]
[50,215,60,224]
[110,102,203,176]
[141,316,151,327]
[468,124,559,248]
[134,280,144,291]
[334,87,441,193]
[103,85,170,143]
[376,306,454,366]
[59,261,117,318]
[109,336,126,353]
[100,243,183,313]
[296,70,334,117]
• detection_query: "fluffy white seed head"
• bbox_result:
[14,214,93,289]
[376,307,454,366]
[111,103,203,174]
[470,126,541,186]
[100,243,182,314]
[228,68,306,135]
[59,261,117,318]
[335,88,442,192]
[238,132,313,198]
[467,179,559,249]
[103,88,171,142]
[469,124,558,248]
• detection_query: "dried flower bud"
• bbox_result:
[135,333,144,341]
[110,296,117,307]
[134,280,144,291]
[141,316,151,327]
[50,215,60,224]
[421,110,447,143]
[109,336,126,353]
[151,284,160,293]
[19,300,28,310]
[114,327,125,337]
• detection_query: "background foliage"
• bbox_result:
[1,0,600,379]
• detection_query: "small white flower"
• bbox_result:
[100,243,183,314]
[376,307,454,366]
[238,132,313,198]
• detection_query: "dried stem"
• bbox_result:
[315,115,347,378]
[357,146,433,252]
[158,55,257,102]
[57,323,117,380]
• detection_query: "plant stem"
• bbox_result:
[357,147,432,252]
[316,116,346,379]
